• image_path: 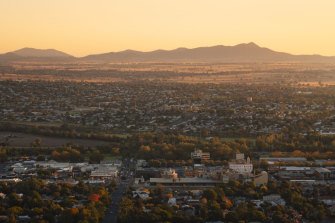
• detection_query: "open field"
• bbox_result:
[0,131,110,147]
[1,62,335,84]
[103,155,122,161]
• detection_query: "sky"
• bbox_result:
[1,0,335,57]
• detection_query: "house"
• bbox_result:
[137,160,148,167]
[13,167,27,174]
[263,194,281,202]
[263,194,286,206]
[168,197,177,206]
[314,167,331,180]
[319,196,335,206]
[132,188,150,199]
[18,216,31,221]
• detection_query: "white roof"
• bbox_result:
[314,167,331,173]
[281,166,310,171]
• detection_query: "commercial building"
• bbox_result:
[191,149,210,163]
[229,156,253,173]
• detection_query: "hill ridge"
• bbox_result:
[1,43,335,63]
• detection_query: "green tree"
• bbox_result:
[260,159,269,170]
[89,150,104,164]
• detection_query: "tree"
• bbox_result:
[153,184,165,199]
[139,145,151,152]
[291,150,305,157]
[0,149,7,162]
[31,137,42,147]
[316,204,326,221]
[203,189,217,201]
[89,150,103,164]
[313,187,319,201]
[118,197,135,223]
[7,193,22,206]
[88,194,101,202]
[7,206,22,217]
[207,200,223,220]
[36,155,45,161]
[252,210,266,222]
[271,151,282,157]
[111,147,120,155]
[75,180,88,194]
[260,159,269,170]
[225,210,239,222]
[59,208,79,223]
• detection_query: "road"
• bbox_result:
[101,159,134,223]
[0,162,10,175]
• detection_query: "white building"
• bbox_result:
[229,163,253,173]
[229,157,253,173]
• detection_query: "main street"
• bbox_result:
[101,159,134,223]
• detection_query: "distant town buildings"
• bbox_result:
[229,156,253,173]
[191,149,210,164]
[134,152,267,188]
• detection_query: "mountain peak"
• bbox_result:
[236,42,259,48]
[247,42,259,47]
[11,48,73,58]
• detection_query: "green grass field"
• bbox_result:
[103,154,122,161]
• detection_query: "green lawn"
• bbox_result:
[103,154,122,161]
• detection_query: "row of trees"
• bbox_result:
[256,133,335,152]
[0,178,112,223]
[2,132,335,168]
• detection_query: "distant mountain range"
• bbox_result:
[1,43,335,63]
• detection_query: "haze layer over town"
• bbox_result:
[1,1,335,223]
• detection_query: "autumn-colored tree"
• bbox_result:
[88,194,101,202]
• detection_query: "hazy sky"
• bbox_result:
[1,0,335,57]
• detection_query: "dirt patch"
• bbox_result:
[0,131,110,147]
